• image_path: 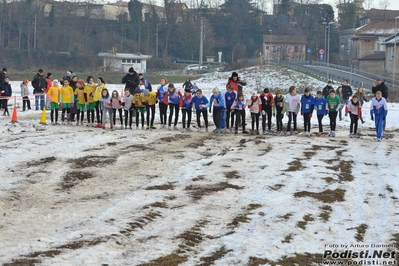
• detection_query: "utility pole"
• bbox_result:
[156,23,158,59]
[34,14,37,50]
[199,17,204,72]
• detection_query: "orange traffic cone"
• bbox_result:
[11,106,18,123]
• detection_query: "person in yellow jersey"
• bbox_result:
[47,79,61,125]
[75,79,86,126]
[144,89,157,129]
[94,77,105,128]
[84,76,96,127]
[59,79,74,125]
[132,88,146,129]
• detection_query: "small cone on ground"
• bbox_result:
[11,106,18,123]
[40,108,47,124]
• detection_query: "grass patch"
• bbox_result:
[145,183,174,190]
[354,224,368,242]
[323,177,336,183]
[198,246,232,265]
[296,214,315,230]
[282,234,293,243]
[228,204,261,228]
[138,254,188,266]
[176,220,209,252]
[185,182,244,200]
[3,238,105,265]
[386,185,394,193]
[294,188,346,203]
[61,171,94,189]
[319,205,333,222]
[286,158,304,171]
[142,202,168,209]
[67,155,117,169]
[279,213,293,220]
[192,175,205,181]
[224,170,241,179]
[337,160,354,182]
[248,253,324,266]
[120,211,162,235]
[269,183,284,190]
[304,151,316,159]
[185,136,207,148]
[27,156,57,167]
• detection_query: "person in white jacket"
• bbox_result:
[247,91,262,135]
[285,86,301,135]
[20,79,31,111]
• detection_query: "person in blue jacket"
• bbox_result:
[181,88,193,132]
[225,84,236,132]
[157,77,169,129]
[163,83,183,130]
[192,89,209,132]
[314,90,327,137]
[209,87,225,133]
[300,88,315,136]
[370,91,388,141]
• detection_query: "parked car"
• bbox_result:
[185,64,208,71]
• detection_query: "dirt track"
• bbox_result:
[1,120,398,265]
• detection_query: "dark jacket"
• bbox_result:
[322,85,333,98]
[341,84,353,100]
[372,82,388,100]
[32,73,46,94]
[0,71,5,85]
[121,72,139,93]
[0,81,12,97]
[182,80,192,90]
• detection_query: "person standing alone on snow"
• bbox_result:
[371,77,388,130]
[370,91,388,141]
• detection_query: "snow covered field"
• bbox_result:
[0,66,398,265]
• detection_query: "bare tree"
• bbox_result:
[364,0,374,10]
[378,0,390,10]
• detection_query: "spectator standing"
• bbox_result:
[322,80,334,99]
[121,67,139,94]
[226,72,246,93]
[0,68,6,84]
[0,77,12,116]
[20,79,31,111]
[182,78,192,91]
[372,78,389,130]
[341,79,353,117]
[32,69,46,110]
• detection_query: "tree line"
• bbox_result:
[0,0,341,72]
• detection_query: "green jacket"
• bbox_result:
[326,95,341,112]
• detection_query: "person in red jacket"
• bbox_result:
[259,88,274,134]
[226,72,246,93]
